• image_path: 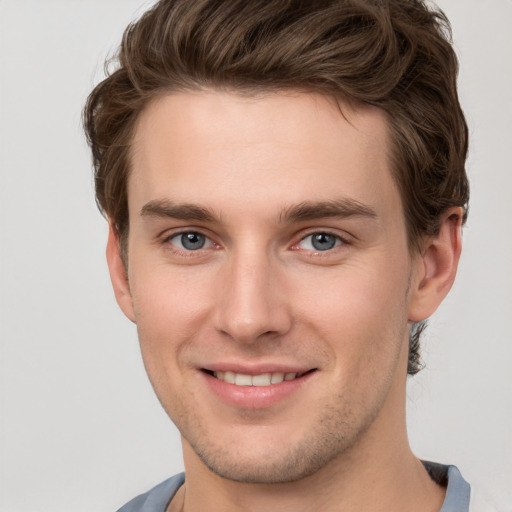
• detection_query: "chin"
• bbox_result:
[182,405,372,485]
[194,443,339,484]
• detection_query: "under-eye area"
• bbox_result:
[202,369,317,387]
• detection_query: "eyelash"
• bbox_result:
[163,231,219,256]
[162,229,349,256]
[290,231,350,256]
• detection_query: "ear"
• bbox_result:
[106,223,136,323]
[408,207,463,322]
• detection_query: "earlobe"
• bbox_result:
[106,223,136,323]
[408,207,463,322]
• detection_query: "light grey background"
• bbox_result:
[0,1,510,510]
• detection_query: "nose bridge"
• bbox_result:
[215,245,290,343]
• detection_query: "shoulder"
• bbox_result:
[423,461,506,512]
[424,461,471,511]
[116,473,185,512]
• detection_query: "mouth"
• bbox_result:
[202,369,316,387]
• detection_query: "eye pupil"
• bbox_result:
[181,232,205,250]
[312,233,337,251]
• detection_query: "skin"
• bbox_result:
[107,90,462,512]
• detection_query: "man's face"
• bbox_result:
[118,90,422,483]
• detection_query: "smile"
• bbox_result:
[212,371,306,386]
[201,368,317,408]
[203,369,316,387]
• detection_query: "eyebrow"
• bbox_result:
[140,199,218,223]
[140,197,377,225]
[279,198,377,223]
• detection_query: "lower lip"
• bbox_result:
[201,371,316,409]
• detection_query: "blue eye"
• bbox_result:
[300,233,341,251]
[169,232,210,251]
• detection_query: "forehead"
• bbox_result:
[128,90,398,222]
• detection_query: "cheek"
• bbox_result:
[290,258,410,368]
[293,257,409,324]
[128,266,206,365]
[129,272,204,408]
[130,255,215,321]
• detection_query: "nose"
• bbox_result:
[213,250,292,344]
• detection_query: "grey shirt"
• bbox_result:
[117,462,471,512]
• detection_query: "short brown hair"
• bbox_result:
[83,0,469,374]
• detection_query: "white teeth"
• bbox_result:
[270,372,284,384]
[252,373,272,386]
[213,371,299,386]
[224,371,236,384]
[235,374,253,386]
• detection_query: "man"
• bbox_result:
[84,1,476,510]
